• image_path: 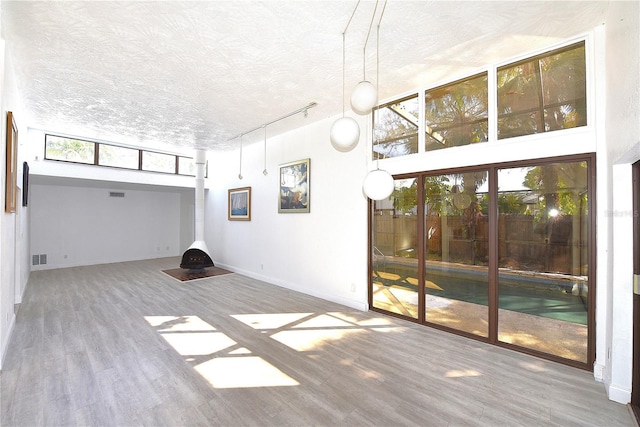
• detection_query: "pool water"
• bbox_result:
[374,263,588,325]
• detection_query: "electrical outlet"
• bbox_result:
[350,283,356,292]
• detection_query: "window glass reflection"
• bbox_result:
[372,178,419,318]
[373,95,419,159]
[424,172,490,336]
[497,42,586,139]
[425,74,488,151]
[497,161,589,362]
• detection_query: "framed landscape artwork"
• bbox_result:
[5,111,17,213]
[228,186,251,220]
[279,158,309,213]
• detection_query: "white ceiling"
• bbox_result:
[1,1,609,153]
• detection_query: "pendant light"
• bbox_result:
[330,5,360,152]
[363,0,393,201]
[350,0,379,115]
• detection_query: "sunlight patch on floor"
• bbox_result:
[271,328,360,352]
[145,315,216,332]
[292,314,353,329]
[231,313,312,330]
[445,369,483,378]
[145,314,301,389]
[195,356,299,388]
[160,332,237,356]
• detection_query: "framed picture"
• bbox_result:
[5,111,17,213]
[279,158,310,213]
[228,186,251,220]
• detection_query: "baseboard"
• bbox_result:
[215,262,369,312]
[608,382,632,404]
[0,312,16,371]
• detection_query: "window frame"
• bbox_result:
[368,152,596,370]
[372,37,591,161]
[44,134,202,177]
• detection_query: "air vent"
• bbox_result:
[109,191,125,198]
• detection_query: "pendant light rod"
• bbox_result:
[341,32,346,116]
[342,0,361,116]
[342,0,360,34]
[374,0,388,164]
[228,102,318,142]
[263,125,268,175]
[362,0,379,80]
[238,135,243,179]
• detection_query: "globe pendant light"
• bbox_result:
[363,168,394,200]
[350,0,379,116]
[363,0,393,201]
[331,116,360,152]
[351,80,377,115]
[330,14,360,151]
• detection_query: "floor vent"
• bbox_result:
[109,191,125,198]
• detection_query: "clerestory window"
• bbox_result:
[373,40,587,159]
[44,134,202,177]
[497,41,586,139]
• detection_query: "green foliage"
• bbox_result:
[46,137,95,162]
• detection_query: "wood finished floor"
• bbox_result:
[0,257,634,426]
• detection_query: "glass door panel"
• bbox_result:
[497,162,589,362]
[372,178,419,319]
[424,172,490,337]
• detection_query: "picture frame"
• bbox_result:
[228,186,251,221]
[279,158,310,213]
[5,111,17,213]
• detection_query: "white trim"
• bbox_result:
[216,262,369,312]
[608,382,632,405]
[0,312,16,371]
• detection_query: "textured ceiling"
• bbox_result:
[1,1,609,153]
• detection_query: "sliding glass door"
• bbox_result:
[369,155,593,367]
[423,172,490,337]
[371,178,419,319]
[496,161,589,363]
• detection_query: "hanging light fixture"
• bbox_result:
[262,125,268,176]
[330,4,360,152]
[363,0,393,201]
[350,0,379,116]
[238,135,243,180]
[230,102,317,177]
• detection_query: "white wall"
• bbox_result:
[0,38,29,368]
[208,114,370,311]
[22,128,197,270]
[601,0,640,404]
[29,182,184,270]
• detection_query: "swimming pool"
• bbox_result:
[373,260,588,325]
